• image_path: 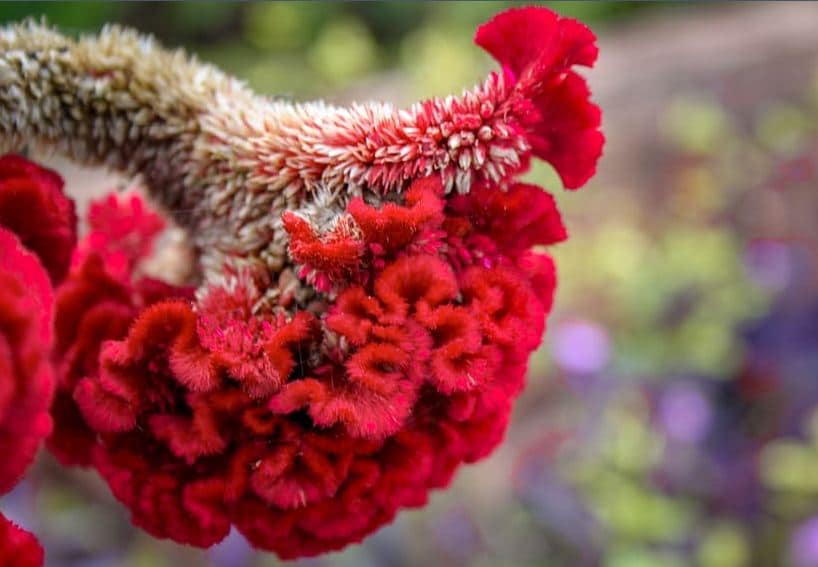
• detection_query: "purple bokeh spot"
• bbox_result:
[658,382,713,444]
[744,239,792,292]
[208,528,253,567]
[791,516,818,567]
[551,319,611,374]
[431,506,482,561]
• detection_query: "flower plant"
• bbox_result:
[0,7,602,561]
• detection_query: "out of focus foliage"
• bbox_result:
[518,46,818,567]
[3,2,818,567]
[0,2,653,98]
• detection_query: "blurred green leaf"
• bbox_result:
[309,16,379,87]
[697,523,750,567]
[661,96,732,156]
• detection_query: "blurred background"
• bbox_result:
[2,2,818,566]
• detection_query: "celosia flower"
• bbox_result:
[0,227,53,495]
[0,5,602,559]
[48,193,191,466]
[0,155,75,566]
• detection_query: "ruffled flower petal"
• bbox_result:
[0,228,54,494]
[0,154,77,284]
[0,513,43,567]
[475,6,603,189]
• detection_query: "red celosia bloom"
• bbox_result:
[72,193,164,281]
[0,228,54,495]
[281,212,365,293]
[0,513,43,567]
[0,154,77,567]
[49,194,189,466]
[51,177,556,557]
[38,6,602,559]
[284,179,447,292]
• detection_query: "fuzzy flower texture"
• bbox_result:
[0,7,602,560]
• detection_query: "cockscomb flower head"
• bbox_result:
[0,228,53,495]
[0,156,74,566]
[0,5,602,559]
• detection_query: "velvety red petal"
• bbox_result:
[282,211,363,291]
[269,363,418,440]
[94,446,231,547]
[325,287,384,346]
[0,154,77,284]
[149,395,228,465]
[522,251,558,312]
[248,427,354,510]
[475,8,602,190]
[374,255,458,319]
[48,255,138,466]
[448,182,567,256]
[528,72,604,189]
[0,228,55,494]
[0,513,44,567]
[347,176,445,254]
[75,193,164,277]
[474,6,597,80]
[461,264,545,352]
[416,305,498,394]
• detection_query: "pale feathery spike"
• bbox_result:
[0,21,529,288]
